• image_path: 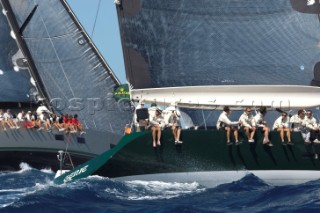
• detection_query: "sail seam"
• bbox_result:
[33,0,75,98]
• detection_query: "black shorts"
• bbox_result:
[257,127,264,132]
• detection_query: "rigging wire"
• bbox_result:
[91,0,102,39]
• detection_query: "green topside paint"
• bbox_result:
[54,129,320,184]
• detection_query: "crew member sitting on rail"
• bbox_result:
[4,109,19,129]
[72,114,85,135]
[30,111,38,128]
[217,106,241,145]
[37,111,51,132]
[239,107,256,143]
[23,111,34,128]
[252,107,273,146]
[11,112,20,129]
[17,110,25,123]
[273,112,292,145]
[150,108,164,147]
[305,110,320,143]
[0,110,6,131]
[148,103,158,123]
[134,100,148,132]
[168,106,182,145]
[290,109,309,143]
[50,113,65,132]
[63,114,74,133]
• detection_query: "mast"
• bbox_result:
[0,0,51,109]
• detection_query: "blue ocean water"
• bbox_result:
[1,163,320,213]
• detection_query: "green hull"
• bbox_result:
[102,129,320,178]
[54,129,320,185]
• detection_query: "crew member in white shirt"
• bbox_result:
[3,109,17,129]
[150,109,164,147]
[0,109,6,130]
[273,112,292,145]
[217,106,241,145]
[239,107,256,143]
[253,107,272,146]
[305,110,320,143]
[168,108,182,144]
[17,110,25,122]
[290,109,309,143]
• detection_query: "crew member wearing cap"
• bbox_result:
[168,105,182,144]
[150,108,164,147]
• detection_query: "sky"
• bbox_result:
[67,0,126,83]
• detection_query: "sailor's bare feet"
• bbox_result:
[153,141,156,147]
[157,141,161,146]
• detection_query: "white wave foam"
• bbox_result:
[86,175,108,180]
[0,186,37,209]
[0,176,54,209]
[17,162,33,173]
[0,202,14,208]
[4,163,53,175]
[106,180,205,200]
[40,168,54,174]
[0,188,29,193]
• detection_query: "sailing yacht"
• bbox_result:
[54,0,320,187]
[2,0,320,188]
[0,0,131,173]
[90,0,320,187]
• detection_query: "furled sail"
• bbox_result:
[3,0,131,133]
[0,3,37,102]
[117,0,320,89]
[131,85,320,110]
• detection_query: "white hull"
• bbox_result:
[114,170,320,188]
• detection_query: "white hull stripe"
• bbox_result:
[114,170,320,188]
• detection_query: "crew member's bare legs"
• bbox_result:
[225,127,231,142]
[263,126,270,143]
[277,128,285,144]
[157,127,161,146]
[284,128,291,143]
[250,127,256,140]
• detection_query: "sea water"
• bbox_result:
[0,163,320,212]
